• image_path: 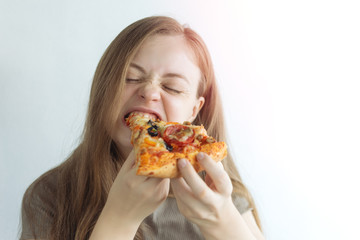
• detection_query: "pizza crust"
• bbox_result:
[136,142,227,178]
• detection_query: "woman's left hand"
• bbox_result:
[171,153,256,240]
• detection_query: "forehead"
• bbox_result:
[130,34,201,83]
[136,34,196,61]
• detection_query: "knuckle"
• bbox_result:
[195,207,218,222]
[217,172,232,195]
[196,188,209,200]
[217,172,229,185]
[194,210,207,220]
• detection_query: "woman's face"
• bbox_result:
[113,34,205,156]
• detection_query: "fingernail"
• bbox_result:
[178,158,187,168]
[197,152,204,160]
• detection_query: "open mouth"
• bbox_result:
[124,111,160,122]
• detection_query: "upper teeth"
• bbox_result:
[130,111,158,120]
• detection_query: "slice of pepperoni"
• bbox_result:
[163,125,195,147]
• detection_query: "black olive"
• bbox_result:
[147,120,158,129]
[165,142,173,151]
[147,126,158,137]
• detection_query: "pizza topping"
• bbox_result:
[147,119,159,128]
[196,134,204,141]
[144,137,157,146]
[164,142,173,151]
[183,121,191,125]
[163,125,195,146]
[127,113,227,178]
[147,126,158,137]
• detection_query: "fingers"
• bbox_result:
[117,150,147,185]
[196,153,232,196]
[176,158,213,200]
[143,177,170,198]
[171,177,199,209]
[171,176,191,196]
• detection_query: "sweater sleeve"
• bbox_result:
[232,194,251,214]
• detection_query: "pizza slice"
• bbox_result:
[126,112,227,178]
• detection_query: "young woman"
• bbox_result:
[21,16,265,240]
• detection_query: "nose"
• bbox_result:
[139,82,161,102]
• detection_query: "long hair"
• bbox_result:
[22,16,261,240]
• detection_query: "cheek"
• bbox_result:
[121,85,136,102]
[163,96,195,122]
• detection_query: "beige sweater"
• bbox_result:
[21,170,249,240]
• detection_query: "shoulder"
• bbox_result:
[21,169,59,239]
[23,169,59,212]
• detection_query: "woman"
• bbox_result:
[21,16,264,240]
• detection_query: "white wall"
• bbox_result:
[1,0,359,239]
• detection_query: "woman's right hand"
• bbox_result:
[90,150,170,240]
[107,150,170,222]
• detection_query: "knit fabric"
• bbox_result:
[21,170,250,239]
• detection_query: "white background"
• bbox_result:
[1,0,360,239]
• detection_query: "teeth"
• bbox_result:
[129,111,158,120]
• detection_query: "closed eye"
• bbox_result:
[126,78,142,83]
[163,86,182,94]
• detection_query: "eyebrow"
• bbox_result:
[129,63,189,84]
[129,63,146,74]
[163,73,189,84]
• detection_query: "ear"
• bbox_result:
[189,96,205,122]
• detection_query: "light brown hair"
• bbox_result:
[22,16,261,240]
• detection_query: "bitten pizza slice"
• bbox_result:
[126,112,227,178]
